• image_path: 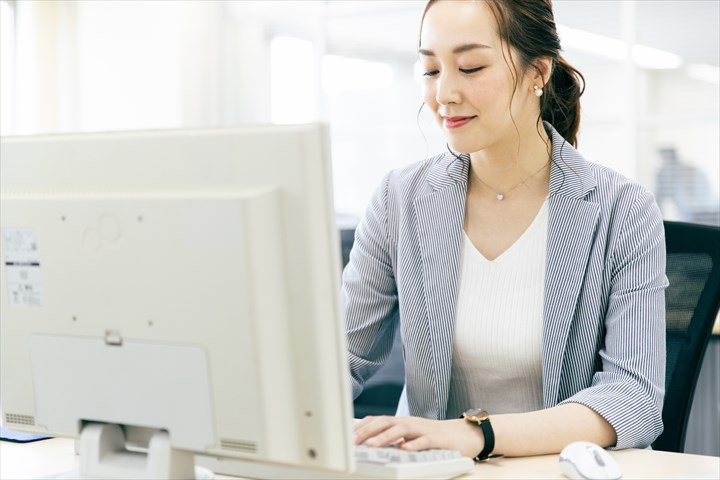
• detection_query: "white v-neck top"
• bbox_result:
[446,200,548,418]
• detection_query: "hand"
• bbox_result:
[353,415,485,458]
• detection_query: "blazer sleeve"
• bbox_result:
[342,175,400,399]
[560,188,667,449]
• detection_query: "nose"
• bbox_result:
[435,72,461,106]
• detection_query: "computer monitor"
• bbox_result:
[0,124,355,478]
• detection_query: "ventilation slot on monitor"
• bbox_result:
[5,413,36,426]
[221,438,258,453]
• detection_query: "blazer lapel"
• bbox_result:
[543,130,600,406]
[412,153,468,418]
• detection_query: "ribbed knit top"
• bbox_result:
[446,200,548,418]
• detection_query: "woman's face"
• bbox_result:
[419,0,540,154]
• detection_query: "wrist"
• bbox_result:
[458,418,485,459]
[461,408,501,461]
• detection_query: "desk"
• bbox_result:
[2,437,718,479]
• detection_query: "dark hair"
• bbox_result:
[420,0,585,147]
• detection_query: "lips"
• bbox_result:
[443,116,476,129]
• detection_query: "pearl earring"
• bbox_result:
[533,85,543,97]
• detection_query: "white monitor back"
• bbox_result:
[0,124,354,474]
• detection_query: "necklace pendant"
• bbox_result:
[496,193,505,201]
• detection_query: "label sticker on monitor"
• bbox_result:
[2,229,43,307]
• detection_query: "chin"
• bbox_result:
[446,139,483,155]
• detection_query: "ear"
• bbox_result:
[531,57,553,88]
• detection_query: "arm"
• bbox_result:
[557,188,666,448]
[344,175,400,398]
[354,403,614,458]
[491,403,615,455]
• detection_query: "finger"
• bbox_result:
[354,415,394,430]
[364,416,433,446]
[400,435,433,451]
[354,415,389,434]
[353,415,376,433]
[365,423,408,447]
[354,416,397,444]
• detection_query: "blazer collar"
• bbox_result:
[425,124,597,200]
[547,122,597,200]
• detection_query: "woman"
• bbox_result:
[345,0,667,459]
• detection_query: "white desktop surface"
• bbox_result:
[2,437,719,480]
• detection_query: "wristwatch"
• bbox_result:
[461,408,499,461]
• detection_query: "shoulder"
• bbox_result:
[547,128,662,250]
[587,161,654,205]
[573,155,664,266]
[378,151,467,201]
[383,152,450,189]
[360,151,466,243]
[546,123,655,208]
[583,161,660,234]
[547,127,656,214]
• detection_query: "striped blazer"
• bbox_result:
[342,124,668,449]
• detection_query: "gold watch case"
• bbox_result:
[463,408,490,423]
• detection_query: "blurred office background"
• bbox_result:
[1,0,718,454]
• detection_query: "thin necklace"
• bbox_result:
[471,160,550,201]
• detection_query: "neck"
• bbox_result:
[470,123,551,189]
[467,121,552,200]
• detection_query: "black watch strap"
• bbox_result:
[461,411,501,462]
[474,417,495,461]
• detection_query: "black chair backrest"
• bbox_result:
[653,221,720,452]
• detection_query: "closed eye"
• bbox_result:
[460,67,485,74]
[423,70,439,77]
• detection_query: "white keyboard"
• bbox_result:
[197,445,474,479]
[354,444,474,479]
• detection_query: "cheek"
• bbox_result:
[470,81,511,112]
[468,79,497,101]
[421,83,439,110]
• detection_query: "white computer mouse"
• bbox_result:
[559,441,622,480]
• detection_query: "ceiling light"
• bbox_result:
[686,63,720,85]
[631,45,682,70]
[558,24,682,70]
[557,25,627,61]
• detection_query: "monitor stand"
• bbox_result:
[53,423,214,480]
[81,423,194,477]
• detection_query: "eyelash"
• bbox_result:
[422,67,485,77]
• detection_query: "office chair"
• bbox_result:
[652,221,720,453]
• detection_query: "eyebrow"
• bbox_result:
[418,43,491,56]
